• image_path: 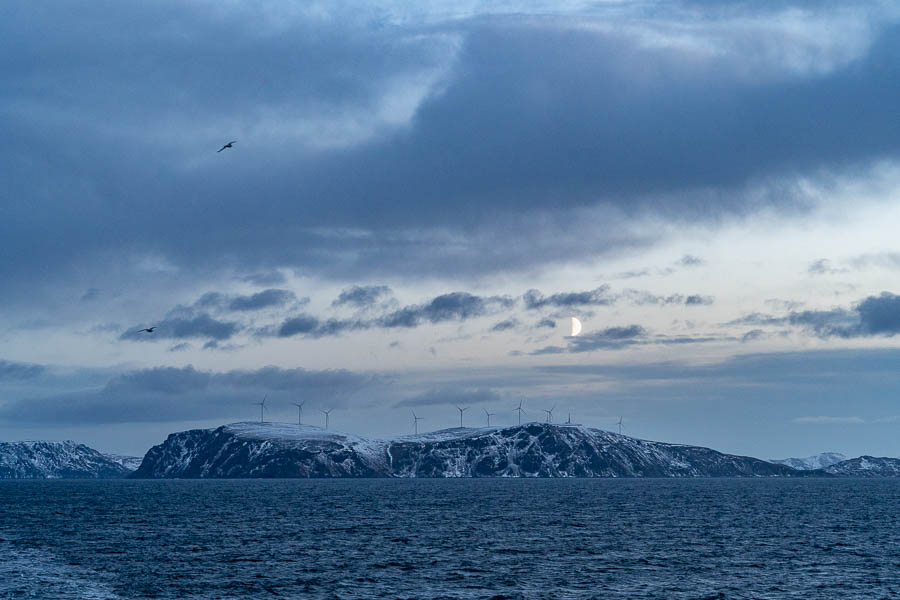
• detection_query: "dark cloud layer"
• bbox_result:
[0,360,45,381]
[731,292,900,339]
[395,387,502,408]
[0,364,381,424]
[3,3,899,292]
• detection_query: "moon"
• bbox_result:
[570,317,582,337]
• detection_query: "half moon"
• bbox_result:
[570,317,582,337]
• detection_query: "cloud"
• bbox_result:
[4,2,900,295]
[792,416,865,425]
[685,295,714,306]
[108,365,211,395]
[227,289,297,311]
[524,286,614,309]
[526,286,713,309]
[272,291,513,338]
[491,319,517,332]
[278,315,325,337]
[856,292,900,335]
[0,359,45,381]
[536,318,556,328]
[619,290,714,306]
[679,255,704,267]
[808,258,848,275]
[768,292,900,339]
[380,292,513,328]
[240,271,286,286]
[80,288,100,302]
[531,325,730,354]
[0,364,382,424]
[848,252,900,271]
[741,329,767,343]
[395,387,502,408]
[120,314,241,341]
[533,324,647,354]
[275,315,365,339]
[332,285,392,308]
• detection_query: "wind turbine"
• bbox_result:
[456,405,469,428]
[292,400,306,425]
[321,408,333,430]
[617,416,623,435]
[254,395,267,423]
[566,412,572,425]
[514,400,526,425]
[484,408,496,427]
[412,410,424,435]
[542,404,556,424]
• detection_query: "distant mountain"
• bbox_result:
[0,441,133,479]
[103,454,144,471]
[770,452,847,470]
[132,422,804,479]
[820,456,900,477]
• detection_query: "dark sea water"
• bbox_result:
[2,479,900,599]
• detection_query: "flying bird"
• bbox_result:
[138,327,156,333]
[217,141,237,153]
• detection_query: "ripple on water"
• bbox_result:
[1,479,900,599]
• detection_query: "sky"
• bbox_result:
[3,0,900,459]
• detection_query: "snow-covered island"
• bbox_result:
[132,421,815,479]
[0,441,136,479]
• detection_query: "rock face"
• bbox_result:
[770,452,847,470]
[132,422,804,479]
[819,456,900,477]
[0,441,133,479]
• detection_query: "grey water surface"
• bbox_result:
[1,479,899,599]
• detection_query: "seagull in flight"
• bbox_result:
[217,141,237,153]
[138,327,156,333]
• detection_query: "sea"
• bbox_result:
[1,478,899,599]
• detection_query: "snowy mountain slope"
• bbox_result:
[820,456,900,477]
[132,422,389,478]
[0,441,133,479]
[132,422,804,479]
[387,423,799,478]
[770,452,847,470]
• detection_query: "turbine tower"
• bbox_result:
[456,405,469,428]
[542,404,556,424]
[484,408,496,427]
[617,416,623,435]
[254,395,267,423]
[514,400,526,425]
[321,408,333,430]
[292,400,306,426]
[566,412,572,425]
[412,410,424,435]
